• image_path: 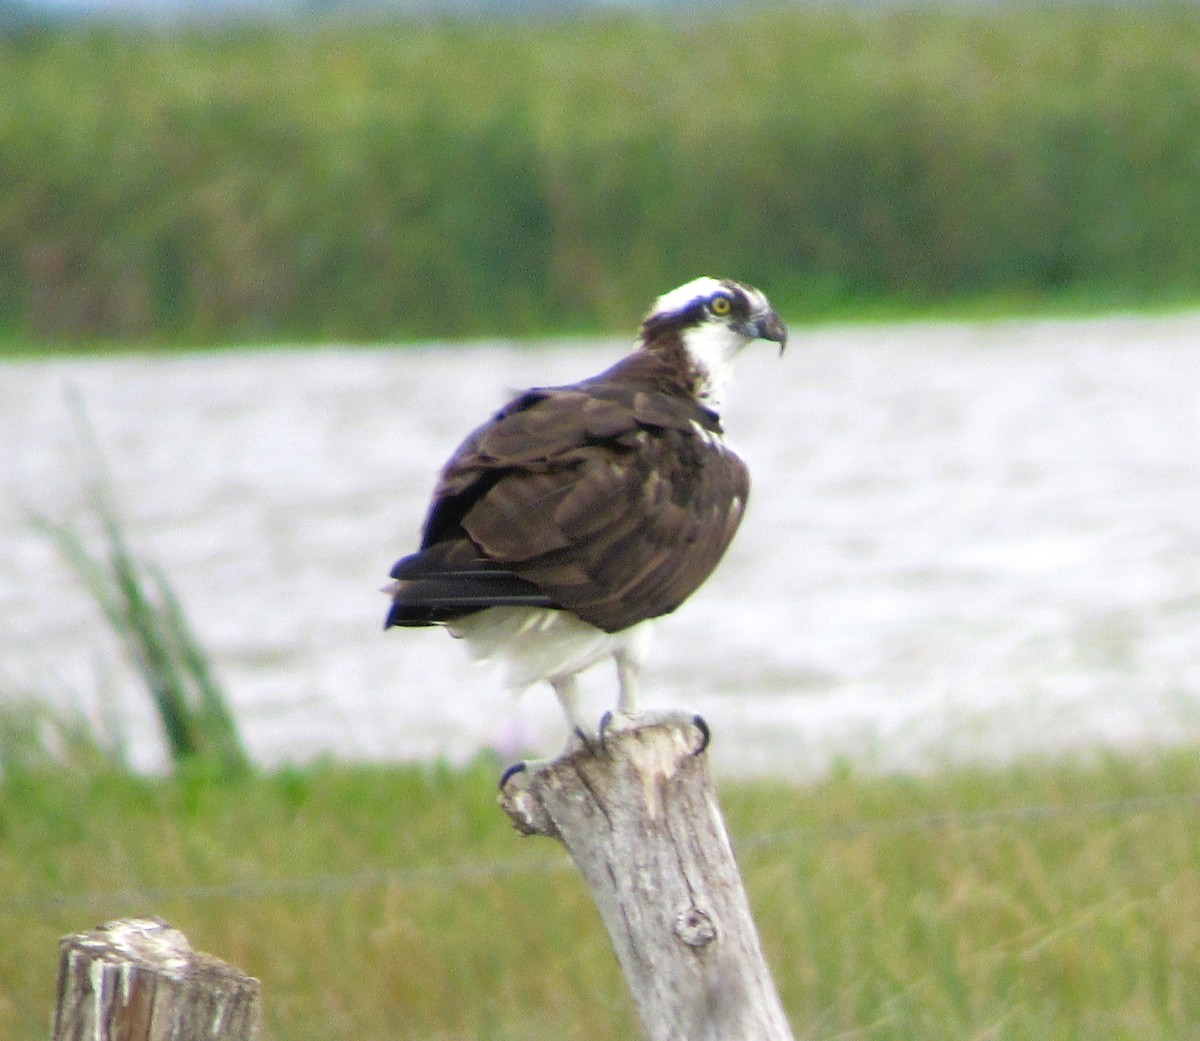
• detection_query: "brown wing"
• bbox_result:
[387,374,749,633]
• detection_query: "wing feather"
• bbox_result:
[387,367,749,632]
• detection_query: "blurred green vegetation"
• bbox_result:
[3,7,1200,347]
[4,713,1200,1040]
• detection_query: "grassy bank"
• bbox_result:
[3,742,1200,1039]
[3,6,1200,346]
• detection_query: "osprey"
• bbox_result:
[385,276,787,746]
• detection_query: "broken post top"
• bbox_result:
[54,918,261,1041]
[61,917,253,987]
[498,713,710,839]
[68,918,194,973]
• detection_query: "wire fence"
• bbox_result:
[10,788,1199,916]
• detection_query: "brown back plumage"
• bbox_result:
[386,335,750,634]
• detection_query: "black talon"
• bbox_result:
[598,710,614,748]
[499,761,528,790]
[574,726,602,756]
[691,714,711,755]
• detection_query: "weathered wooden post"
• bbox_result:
[52,917,260,1041]
[499,717,795,1041]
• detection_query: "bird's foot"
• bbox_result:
[498,760,527,790]
[599,709,710,755]
[498,726,604,791]
[572,725,603,756]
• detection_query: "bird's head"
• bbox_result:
[638,277,787,410]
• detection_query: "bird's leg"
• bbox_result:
[499,675,598,789]
[615,648,641,716]
[599,649,641,746]
[601,648,709,755]
[551,675,599,753]
[602,650,641,742]
[500,675,596,788]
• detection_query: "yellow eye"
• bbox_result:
[710,294,732,316]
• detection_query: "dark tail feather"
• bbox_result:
[384,548,552,628]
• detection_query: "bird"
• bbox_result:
[384,276,787,751]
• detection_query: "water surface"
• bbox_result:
[4,314,1199,776]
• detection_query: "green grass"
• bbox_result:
[3,728,1200,1041]
[3,6,1200,346]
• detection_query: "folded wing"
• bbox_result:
[386,373,749,634]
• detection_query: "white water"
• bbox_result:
[4,313,1200,777]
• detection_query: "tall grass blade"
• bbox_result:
[29,398,249,776]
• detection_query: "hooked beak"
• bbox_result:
[748,308,788,355]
